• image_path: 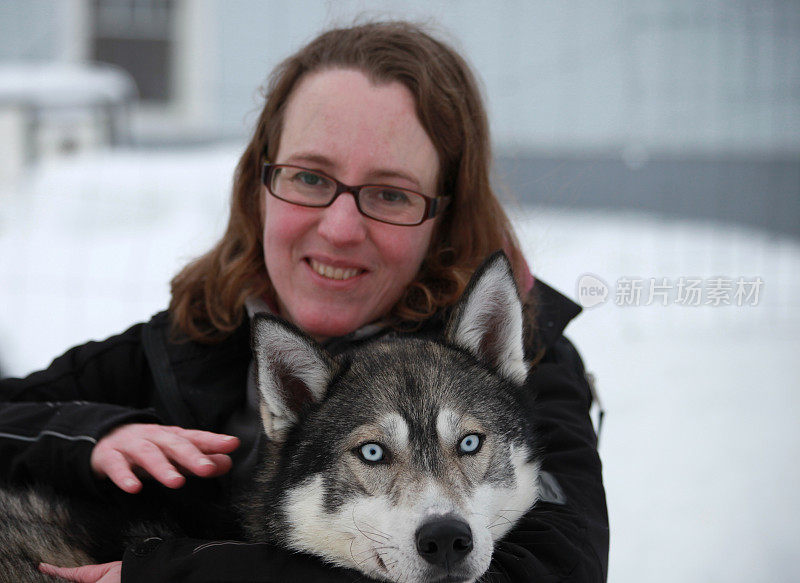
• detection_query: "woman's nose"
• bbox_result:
[317,191,368,246]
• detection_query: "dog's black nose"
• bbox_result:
[415,517,473,567]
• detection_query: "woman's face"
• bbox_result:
[263,68,440,339]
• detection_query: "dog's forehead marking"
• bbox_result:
[347,412,409,450]
[434,408,483,444]
[380,412,409,449]
[435,408,461,444]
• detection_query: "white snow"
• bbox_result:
[0,63,136,108]
[512,206,800,582]
[1,147,798,582]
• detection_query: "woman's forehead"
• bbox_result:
[275,69,439,190]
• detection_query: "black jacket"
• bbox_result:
[0,280,608,582]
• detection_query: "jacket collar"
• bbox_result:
[531,278,583,349]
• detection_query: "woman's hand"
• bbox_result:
[39,561,121,583]
[90,423,240,493]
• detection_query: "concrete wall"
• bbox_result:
[0,0,62,61]
[208,0,800,153]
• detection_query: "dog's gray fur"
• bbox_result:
[0,252,541,583]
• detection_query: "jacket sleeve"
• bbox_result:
[0,323,162,493]
[486,336,609,582]
[122,538,369,583]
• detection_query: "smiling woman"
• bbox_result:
[0,20,607,583]
[262,69,439,339]
[168,21,534,343]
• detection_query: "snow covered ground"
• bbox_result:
[1,147,798,582]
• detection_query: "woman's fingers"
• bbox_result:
[95,448,142,493]
[152,428,235,478]
[203,453,235,476]
[177,427,241,454]
[124,438,187,489]
[90,424,240,492]
[39,561,122,583]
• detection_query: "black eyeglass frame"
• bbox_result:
[261,162,450,226]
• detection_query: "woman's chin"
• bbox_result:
[290,311,372,341]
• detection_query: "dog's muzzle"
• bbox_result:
[415,516,473,567]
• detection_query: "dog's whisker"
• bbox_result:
[354,521,390,541]
[488,516,514,530]
[349,507,391,545]
[359,528,390,542]
[348,540,398,570]
[351,520,390,545]
[359,522,391,539]
[350,546,394,559]
[364,534,384,545]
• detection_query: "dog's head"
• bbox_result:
[250,252,541,583]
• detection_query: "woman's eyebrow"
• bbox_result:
[370,169,421,189]
[283,152,335,168]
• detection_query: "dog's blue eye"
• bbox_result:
[359,443,385,463]
[458,434,483,455]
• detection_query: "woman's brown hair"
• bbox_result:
[169,20,530,342]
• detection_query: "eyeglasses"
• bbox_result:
[261,163,450,226]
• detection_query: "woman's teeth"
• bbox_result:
[309,259,361,281]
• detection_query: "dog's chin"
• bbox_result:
[368,559,481,583]
[395,564,482,583]
[425,573,476,583]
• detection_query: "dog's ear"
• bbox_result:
[251,314,336,442]
[446,251,528,385]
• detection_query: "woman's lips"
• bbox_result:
[307,258,365,281]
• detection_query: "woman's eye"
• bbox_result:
[458,434,483,455]
[378,188,410,204]
[359,443,385,463]
[294,171,325,186]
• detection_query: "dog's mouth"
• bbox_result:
[373,553,471,583]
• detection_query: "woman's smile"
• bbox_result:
[306,257,364,282]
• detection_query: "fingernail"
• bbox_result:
[199,458,215,467]
[124,478,139,489]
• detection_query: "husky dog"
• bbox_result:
[244,251,541,582]
[0,252,542,582]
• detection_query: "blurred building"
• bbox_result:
[0,62,135,185]
[1,0,798,236]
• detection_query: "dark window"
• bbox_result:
[91,0,174,103]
